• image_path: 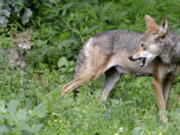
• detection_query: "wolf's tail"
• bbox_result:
[73,44,87,78]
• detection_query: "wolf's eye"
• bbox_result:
[141,42,144,47]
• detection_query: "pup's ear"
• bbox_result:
[144,15,159,34]
[27,28,32,34]
[23,28,32,39]
[155,18,168,39]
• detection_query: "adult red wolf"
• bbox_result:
[129,15,180,123]
[62,15,179,123]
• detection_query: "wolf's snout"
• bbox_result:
[129,56,147,67]
[128,56,140,62]
[128,56,135,61]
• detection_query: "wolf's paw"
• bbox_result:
[160,112,168,124]
[61,86,66,96]
[98,95,107,103]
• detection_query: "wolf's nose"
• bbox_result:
[128,56,134,61]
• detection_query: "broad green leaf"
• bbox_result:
[19,123,31,131]
[16,108,28,123]
[131,126,144,135]
[58,57,69,68]
[21,8,32,24]
[0,100,6,113]
[0,1,5,8]
[0,9,10,17]
[7,100,19,116]
[30,102,47,118]
[58,39,78,48]
[0,16,8,27]
[83,25,99,34]
[21,130,32,135]
[0,125,10,134]
[31,124,43,133]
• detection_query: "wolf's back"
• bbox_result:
[74,30,142,78]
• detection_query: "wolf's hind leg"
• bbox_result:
[61,42,110,96]
[99,67,120,102]
[61,72,93,96]
[61,65,106,97]
[163,74,175,105]
[61,61,108,96]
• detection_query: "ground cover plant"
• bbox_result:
[0,0,180,135]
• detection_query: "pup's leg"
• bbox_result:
[99,67,120,102]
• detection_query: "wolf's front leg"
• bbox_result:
[152,77,168,123]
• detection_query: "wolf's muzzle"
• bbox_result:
[128,56,146,67]
[128,56,135,61]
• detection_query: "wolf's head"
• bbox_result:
[129,15,172,67]
[13,29,32,50]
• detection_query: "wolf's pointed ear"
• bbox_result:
[12,33,18,39]
[144,15,159,33]
[155,18,168,39]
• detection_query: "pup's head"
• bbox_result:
[129,15,169,67]
[13,29,32,50]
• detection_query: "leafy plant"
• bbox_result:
[0,0,33,27]
[0,100,47,135]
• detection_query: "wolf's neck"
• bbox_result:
[171,35,180,62]
[159,32,180,64]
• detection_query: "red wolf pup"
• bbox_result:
[7,30,32,69]
[129,15,180,123]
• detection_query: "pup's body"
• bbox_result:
[0,30,31,69]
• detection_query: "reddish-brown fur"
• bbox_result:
[130,15,180,123]
[61,46,111,96]
[61,15,179,124]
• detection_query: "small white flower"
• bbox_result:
[18,44,23,48]
[119,127,124,132]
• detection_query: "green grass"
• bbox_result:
[0,68,179,135]
[0,0,180,135]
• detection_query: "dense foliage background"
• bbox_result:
[0,0,180,135]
